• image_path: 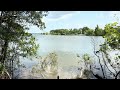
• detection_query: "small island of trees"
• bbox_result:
[48,25,106,36]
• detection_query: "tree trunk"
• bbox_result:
[0,39,8,64]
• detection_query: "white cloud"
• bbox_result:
[44,11,80,21]
[47,14,73,21]
[48,11,79,18]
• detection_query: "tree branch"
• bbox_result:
[115,71,120,79]
[101,52,116,78]
[91,37,106,79]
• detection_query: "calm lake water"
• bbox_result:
[18,34,105,79]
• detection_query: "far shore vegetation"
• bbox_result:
[40,25,106,36]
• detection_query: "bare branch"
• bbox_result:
[101,52,116,77]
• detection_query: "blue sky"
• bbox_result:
[28,11,120,33]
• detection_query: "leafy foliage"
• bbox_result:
[0,11,48,78]
[49,25,105,36]
[103,22,120,50]
[88,22,120,79]
[95,25,105,36]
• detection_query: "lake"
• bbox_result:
[17,34,105,79]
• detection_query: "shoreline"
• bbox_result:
[33,34,103,37]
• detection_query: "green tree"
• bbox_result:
[95,25,99,35]
[104,22,120,50]
[95,25,105,36]
[50,28,81,35]
[0,11,48,78]
[85,29,94,36]
[90,22,120,79]
[99,22,120,79]
[82,27,89,34]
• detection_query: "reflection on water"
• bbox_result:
[17,34,105,79]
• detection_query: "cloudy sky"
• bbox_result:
[28,11,120,33]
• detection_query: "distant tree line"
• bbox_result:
[49,25,106,36]
[40,32,49,35]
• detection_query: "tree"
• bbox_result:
[102,22,120,79]
[95,25,105,36]
[82,27,89,34]
[78,22,120,79]
[90,22,120,79]
[104,22,120,50]
[94,25,99,35]
[50,28,81,35]
[0,11,48,78]
[85,29,94,36]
